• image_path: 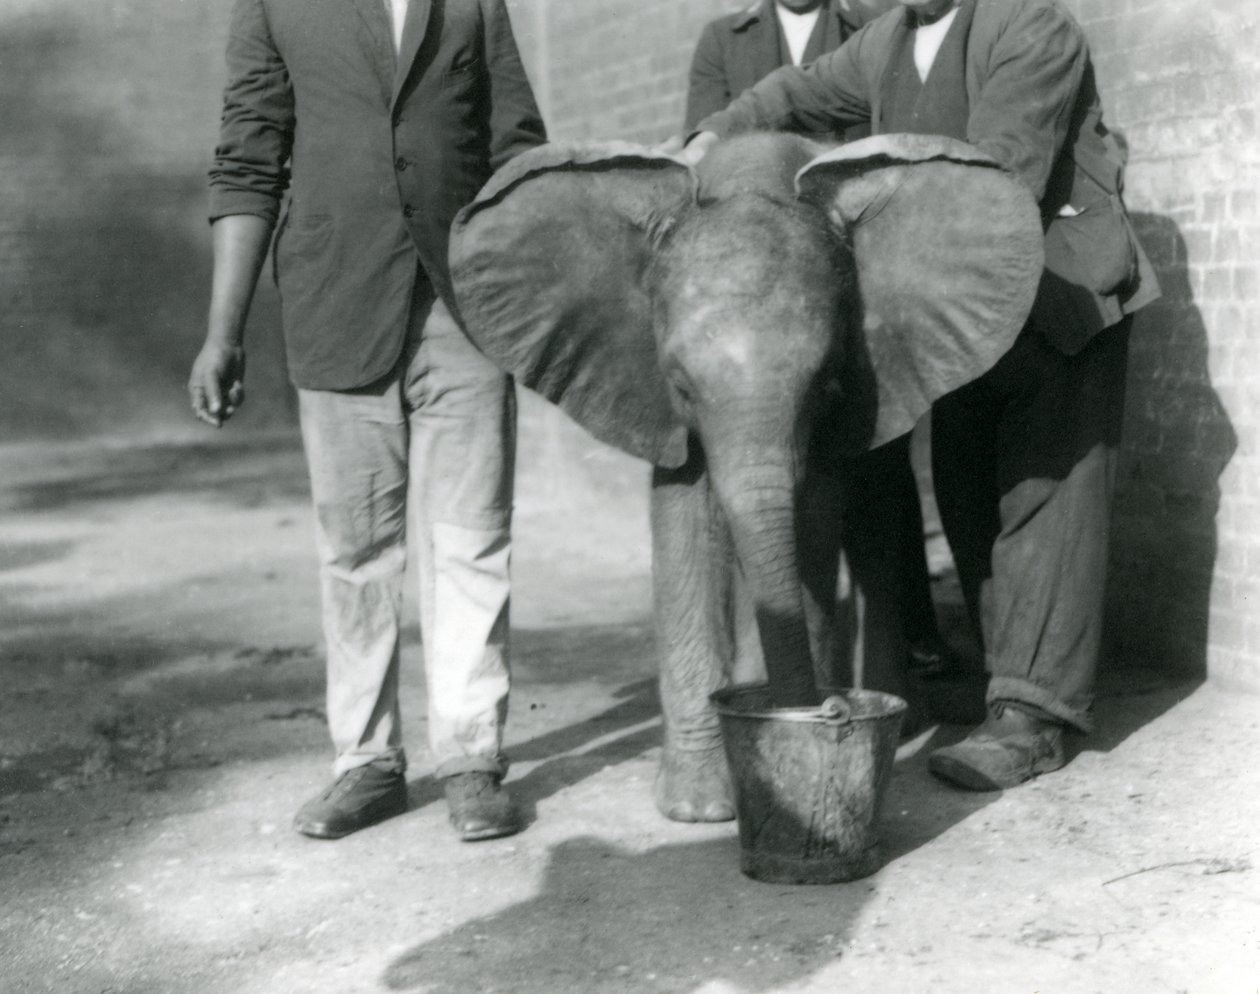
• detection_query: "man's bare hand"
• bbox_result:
[654,132,719,167]
[189,341,246,428]
[655,134,686,156]
[678,131,719,168]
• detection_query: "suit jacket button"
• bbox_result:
[403,204,415,218]
[395,156,408,171]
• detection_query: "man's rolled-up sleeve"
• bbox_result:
[696,29,872,139]
[208,0,294,225]
[965,3,1087,201]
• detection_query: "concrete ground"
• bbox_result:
[1,418,1257,994]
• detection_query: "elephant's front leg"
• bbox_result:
[650,448,737,823]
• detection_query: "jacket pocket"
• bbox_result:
[274,214,334,298]
[1033,201,1135,353]
[442,58,481,88]
[1043,196,1138,298]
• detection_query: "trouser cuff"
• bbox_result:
[434,754,509,780]
[987,676,1092,733]
[333,747,407,778]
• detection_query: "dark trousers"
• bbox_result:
[930,320,1131,731]
[836,433,940,700]
[848,434,940,640]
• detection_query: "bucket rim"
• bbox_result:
[710,683,908,723]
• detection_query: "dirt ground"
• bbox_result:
[1,415,1258,994]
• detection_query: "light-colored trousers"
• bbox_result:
[297,282,514,780]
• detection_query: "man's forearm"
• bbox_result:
[695,63,803,139]
[206,214,275,347]
[696,42,872,140]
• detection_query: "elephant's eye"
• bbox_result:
[670,378,696,409]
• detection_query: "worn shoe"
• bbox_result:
[293,765,408,839]
[444,771,520,842]
[928,703,1066,791]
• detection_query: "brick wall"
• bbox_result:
[513,0,1260,686]
[516,0,739,141]
[1077,0,1260,689]
[2,0,1255,683]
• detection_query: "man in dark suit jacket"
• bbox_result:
[189,0,545,841]
[682,0,1159,790]
[685,0,881,134]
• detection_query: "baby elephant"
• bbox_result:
[449,132,1042,821]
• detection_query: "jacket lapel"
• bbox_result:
[750,0,784,76]
[351,0,396,106]
[392,0,434,109]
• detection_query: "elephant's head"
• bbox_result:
[449,133,1043,705]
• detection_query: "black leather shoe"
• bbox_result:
[928,702,1066,791]
[293,765,407,839]
[444,771,520,842]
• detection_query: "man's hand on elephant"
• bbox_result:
[679,131,719,168]
[655,134,686,156]
[189,341,246,428]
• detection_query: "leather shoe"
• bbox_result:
[293,765,407,839]
[444,771,520,841]
[928,702,1066,791]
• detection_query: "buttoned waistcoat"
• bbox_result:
[209,0,546,390]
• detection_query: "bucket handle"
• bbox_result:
[820,695,857,741]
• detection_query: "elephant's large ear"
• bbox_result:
[797,134,1044,450]
[450,141,695,468]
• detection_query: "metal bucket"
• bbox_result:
[711,684,906,884]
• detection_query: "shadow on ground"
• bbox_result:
[398,674,662,820]
[379,702,1027,994]
[0,435,310,517]
[384,834,868,994]
[0,416,1236,992]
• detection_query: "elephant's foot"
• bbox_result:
[654,744,735,823]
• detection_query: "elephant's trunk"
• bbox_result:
[708,447,820,709]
